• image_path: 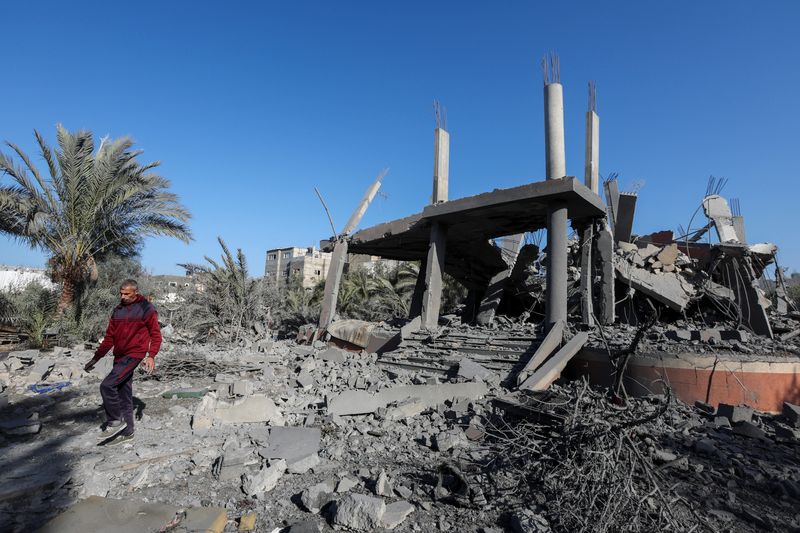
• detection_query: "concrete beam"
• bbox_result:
[615,193,637,243]
[421,221,447,331]
[318,240,348,330]
[702,195,739,244]
[475,234,525,326]
[516,320,564,386]
[603,179,620,236]
[596,227,615,325]
[519,332,589,391]
[432,128,449,204]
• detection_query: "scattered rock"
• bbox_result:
[332,493,386,531]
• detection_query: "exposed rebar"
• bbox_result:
[542,52,561,86]
[588,80,597,113]
[433,99,447,130]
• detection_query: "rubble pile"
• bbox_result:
[1,337,799,532]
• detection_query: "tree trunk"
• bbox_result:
[56,277,75,317]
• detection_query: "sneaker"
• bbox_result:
[102,433,134,446]
[97,419,127,440]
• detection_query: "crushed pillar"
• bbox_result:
[475,234,524,326]
[421,221,447,331]
[596,226,615,325]
[408,258,427,319]
[579,225,594,325]
[603,178,620,236]
[702,195,739,243]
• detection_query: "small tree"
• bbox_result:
[0,125,192,314]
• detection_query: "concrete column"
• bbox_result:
[584,82,600,194]
[545,203,568,328]
[544,71,568,330]
[421,221,447,331]
[596,227,615,325]
[476,234,524,326]
[432,128,449,204]
[408,258,427,319]
[544,83,566,181]
[579,224,594,326]
[318,240,348,330]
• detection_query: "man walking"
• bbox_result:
[85,279,162,444]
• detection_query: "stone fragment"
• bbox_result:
[300,480,336,513]
[694,438,716,455]
[238,512,257,531]
[241,459,287,497]
[287,520,320,533]
[215,395,284,426]
[783,402,800,428]
[229,381,252,397]
[261,427,320,473]
[332,493,386,531]
[656,243,680,266]
[296,370,314,389]
[717,403,753,424]
[699,329,722,343]
[713,416,731,429]
[336,477,358,493]
[317,347,347,364]
[379,500,415,530]
[435,428,468,452]
[457,359,498,383]
[385,399,427,421]
[374,470,392,496]
[666,329,696,342]
[652,449,677,464]
[694,400,714,414]
[732,421,765,439]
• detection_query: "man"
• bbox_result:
[84,279,162,444]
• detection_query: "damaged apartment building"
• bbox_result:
[311,57,800,414]
[265,246,399,288]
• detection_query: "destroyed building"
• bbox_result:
[3,57,800,533]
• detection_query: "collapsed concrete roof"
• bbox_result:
[346,176,605,289]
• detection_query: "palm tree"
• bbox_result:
[0,125,192,312]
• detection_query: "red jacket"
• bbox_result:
[94,295,162,360]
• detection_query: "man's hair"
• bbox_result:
[120,279,139,290]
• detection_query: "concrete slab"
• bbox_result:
[39,496,227,533]
[261,427,321,473]
[327,382,488,416]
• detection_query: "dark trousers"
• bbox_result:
[100,356,141,434]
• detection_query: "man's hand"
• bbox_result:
[143,356,155,374]
[84,359,97,372]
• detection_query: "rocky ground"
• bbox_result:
[1,338,800,532]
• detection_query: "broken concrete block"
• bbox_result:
[457,359,498,384]
[385,399,427,421]
[300,480,336,513]
[615,263,694,311]
[327,382,488,416]
[260,426,321,474]
[27,359,54,383]
[435,428,468,452]
[656,243,680,266]
[317,347,347,364]
[229,381,252,397]
[666,329,697,342]
[380,500,415,530]
[332,477,356,494]
[519,332,588,392]
[717,404,753,424]
[699,329,722,344]
[333,493,386,531]
[296,370,314,389]
[694,438,717,455]
[374,470,392,496]
[215,395,284,426]
[783,402,800,428]
[242,459,287,497]
[733,421,766,440]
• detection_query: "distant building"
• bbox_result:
[264,247,331,288]
[348,254,401,274]
[149,273,205,305]
[0,265,56,292]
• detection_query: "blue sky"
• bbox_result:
[1,1,799,276]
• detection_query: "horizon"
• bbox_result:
[2,1,799,278]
